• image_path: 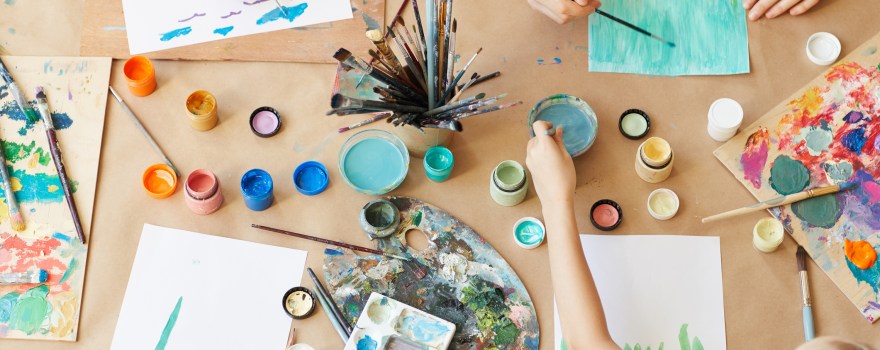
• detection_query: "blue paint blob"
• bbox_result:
[51,112,73,129]
[846,256,880,294]
[0,102,73,132]
[537,59,545,64]
[342,138,406,194]
[159,26,192,42]
[3,0,15,5]
[256,3,308,25]
[844,110,864,123]
[356,335,378,350]
[842,127,868,155]
[0,292,20,323]
[0,169,65,203]
[361,12,380,30]
[399,315,452,343]
[52,232,72,243]
[213,26,234,36]
[553,57,562,64]
[7,28,14,35]
[324,248,343,256]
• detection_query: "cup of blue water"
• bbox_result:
[240,168,274,211]
[423,146,454,182]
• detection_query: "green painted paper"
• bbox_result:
[588,0,750,76]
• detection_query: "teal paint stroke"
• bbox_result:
[0,169,67,203]
[256,3,309,25]
[156,296,183,350]
[213,26,234,36]
[588,0,750,76]
[159,27,192,42]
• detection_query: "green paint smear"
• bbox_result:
[792,194,842,228]
[460,280,513,346]
[412,211,422,226]
[9,284,50,335]
[0,292,21,323]
[679,324,704,350]
[156,296,183,350]
[59,257,77,284]
[2,140,52,165]
[769,155,811,195]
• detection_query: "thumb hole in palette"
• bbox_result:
[404,229,431,252]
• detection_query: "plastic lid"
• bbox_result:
[250,106,282,137]
[709,98,744,130]
[293,161,329,196]
[806,32,841,66]
[647,188,680,220]
[590,199,622,231]
[619,109,651,140]
[142,163,178,199]
[512,217,545,249]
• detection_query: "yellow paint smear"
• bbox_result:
[10,177,22,191]
[50,291,78,338]
[48,185,59,193]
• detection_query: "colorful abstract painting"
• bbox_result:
[121,0,353,54]
[324,197,540,349]
[715,35,880,322]
[0,56,110,340]
[588,0,750,76]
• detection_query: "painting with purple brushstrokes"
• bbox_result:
[0,56,110,341]
[716,33,880,323]
[120,0,353,54]
[324,197,540,349]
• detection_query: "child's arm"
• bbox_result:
[526,121,618,350]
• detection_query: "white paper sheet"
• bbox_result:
[111,224,308,350]
[555,235,726,350]
[122,0,353,54]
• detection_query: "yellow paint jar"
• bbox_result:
[185,90,219,131]
[635,137,674,183]
[753,217,785,253]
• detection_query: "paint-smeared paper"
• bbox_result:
[121,0,353,55]
[0,56,109,341]
[588,0,750,76]
[111,224,308,349]
[555,235,726,350]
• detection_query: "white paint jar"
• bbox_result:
[707,98,743,142]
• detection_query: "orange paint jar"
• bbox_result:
[142,163,178,199]
[123,56,157,97]
[185,90,219,131]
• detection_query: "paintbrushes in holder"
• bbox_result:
[251,224,411,261]
[702,183,856,223]
[331,94,427,114]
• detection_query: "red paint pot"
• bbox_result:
[184,169,223,215]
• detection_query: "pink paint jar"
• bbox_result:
[184,169,223,215]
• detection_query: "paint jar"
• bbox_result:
[806,32,841,66]
[619,109,650,140]
[240,169,274,211]
[250,106,282,137]
[424,146,454,182]
[647,188,680,220]
[123,56,157,97]
[707,98,743,142]
[292,161,329,196]
[185,90,219,131]
[528,94,598,157]
[360,199,401,239]
[282,286,317,319]
[513,217,545,249]
[339,129,410,196]
[490,160,528,207]
[635,137,674,183]
[392,126,454,158]
[753,217,784,253]
[142,163,177,199]
[590,199,622,231]
[184,169,223,215]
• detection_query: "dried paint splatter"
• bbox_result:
[741,128,769,189]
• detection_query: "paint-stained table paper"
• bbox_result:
[111,224,308,350]
[121,0,353,55]
[555,235,726,350]
[0,56,110,341]
[588,0,750,76]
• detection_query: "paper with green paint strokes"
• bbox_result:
[588,0,750,76]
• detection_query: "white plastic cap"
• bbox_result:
[806,32,841,66]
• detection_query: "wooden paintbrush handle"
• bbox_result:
[702,192,810,223]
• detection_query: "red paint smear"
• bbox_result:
[825,62,871,85]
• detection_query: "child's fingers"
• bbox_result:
[748,0,780,20]
[766,0,800,18]
[789,0,819,15]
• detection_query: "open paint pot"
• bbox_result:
[423,146,454,182]
[184,169,223,215]
[339,129,409,196]
[528,94,598,157]
[513,217,545,249]
[489,160,528,207]
[360,199,400,239]
[240,169,274,211]
[282,286,317,319]
[806,32,841,66]
[123,56,157,97]
[619,109,650,140]
[292,161,329,196]
[753,217,784,253]
[590,199,622,231]
[185,90,219,131]
[250,106,282,137]
[647,188,679,220]
[142,163,177,199]
[635,137,674,183]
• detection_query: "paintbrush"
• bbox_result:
[439,48,482,104]
[0,58,39,123]
[387,26,428,91]
[334,49,426,102]
[311,281,349,343]
[366,30,405,78]
[702,183,856,223]
[395,17,425,65]
[452,100,523,120]
[338,113,391,133]
[423,119,463,132]
[307,268,353,335]
[109,87,179,176]
[446,20,457,88]
[0,270,48,285]
[448,72,479,103]
[367,49,397,76]
[331,94,427,114]
[460,70,499,90]
[425,92,485,115]
[435,92,505,119]
[426,0,437,109]
[797,246,815,341]
[410,0,427,50]
[251,224,411,261]
[273,0,288,16]
[594,9,675,48]
[34,87,86,244]
[0,132,24,231]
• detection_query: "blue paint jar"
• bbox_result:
[240,168,274,211]
[423,146,454,182]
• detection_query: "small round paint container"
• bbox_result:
[339,129,410,196]
[423,146,454,182]
[185,90,219,131]
[753,217,785,253]
[490,160,529,207]
[142,163,177,199]
[513,217,545,249]
[635,137,674,183]
[590,199,622,231]
[184,169,223,215]
[619,109,650,140]
[240,169,274,211]
[528,94,599,157]
[250,106,282,137]
[360,199,401,239]
[282,286,316,319]
[806,32,841,66]
[647,188,680,220]
[707,98,743,142]
[292,161,329,196]
[123,56,157,97]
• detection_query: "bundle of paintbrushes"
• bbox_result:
[329,0,519,133]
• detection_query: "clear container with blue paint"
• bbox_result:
[241,168,274,211]
[423,146,454,182]
[528,94,599,157]
[339,129,410,196]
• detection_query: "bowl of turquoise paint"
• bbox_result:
[513,217,545,249]
[528,94,598,157]
[339,129,410,196]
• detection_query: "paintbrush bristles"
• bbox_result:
[797,246,807,271]
[9,213,24,232]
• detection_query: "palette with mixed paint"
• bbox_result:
[324,197,539,349]
[715,31,880,322]
[345,293,456,350]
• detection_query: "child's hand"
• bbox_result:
[743,0,820,21]
[526,121,576,206]
[526,0,601,24]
